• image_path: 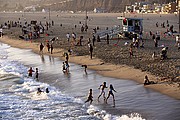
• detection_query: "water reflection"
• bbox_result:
[49,56,55,63]
[40,54,45,63]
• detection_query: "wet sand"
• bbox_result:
[0,12,180,100]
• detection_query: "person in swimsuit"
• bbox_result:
[98,82,107,102]
[28,67,34,77]
[37,88,43,95]
[106,84,116,107]
[46,88,49,93]
[85,89,93,104]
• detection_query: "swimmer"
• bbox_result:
[46,88,49,93]
[37,88,43,95]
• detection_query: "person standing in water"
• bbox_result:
[28,67,34,77]
[35,68,39,80]
[106,84,116,107]
[37,88,43,95]
[98,82,108,102]
[65,61,70,74]
[65,52,69,62]
[62,62,66,73]
[85,89,93,104]
[81,64,87,74]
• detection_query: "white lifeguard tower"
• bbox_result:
[117,16,143,36]
[94,16,143,39]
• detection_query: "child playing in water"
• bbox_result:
[37,88,43,95]
[106,84,116,107]
[85,89,93,104]
[37,88,49,95]
[98,82,108,102]
[81,64,87,74]
[28,67,34,77]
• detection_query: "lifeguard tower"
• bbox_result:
[94,16,143,39]
[117,16,143,37]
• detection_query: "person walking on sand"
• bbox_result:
[28,67,34,77]
[50,44,53,54]
[152,51,156,60]
[178,42,180,51]
[85,89,93,104]
[175,35,179,46]
[72,32,76,45]
[106,84,116,107]
[98,82,108,102]
[161,47,168,60]
[129,46,133,58]
[106,33,110,44]
[154,37,158,47]
[46,42,50,52]
[89,44,93,59]
[0,28,3,37]
[39,43,44,54]
[92,35,96,46]
[66,33,70,43]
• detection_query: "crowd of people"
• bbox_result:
[1,14,179,109]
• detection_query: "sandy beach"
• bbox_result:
[0,12,180,100]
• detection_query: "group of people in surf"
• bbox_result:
[28,67,49,95]
[85,82,117,107]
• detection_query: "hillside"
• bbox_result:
[0,0,176,12]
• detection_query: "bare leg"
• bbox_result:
[103,92,106,102]
[106,93,110,103]
[98,93,102,102]
[112,94,115,107]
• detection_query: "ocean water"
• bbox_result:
[0,42,179,120]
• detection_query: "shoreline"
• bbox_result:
[0,36,180,100]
